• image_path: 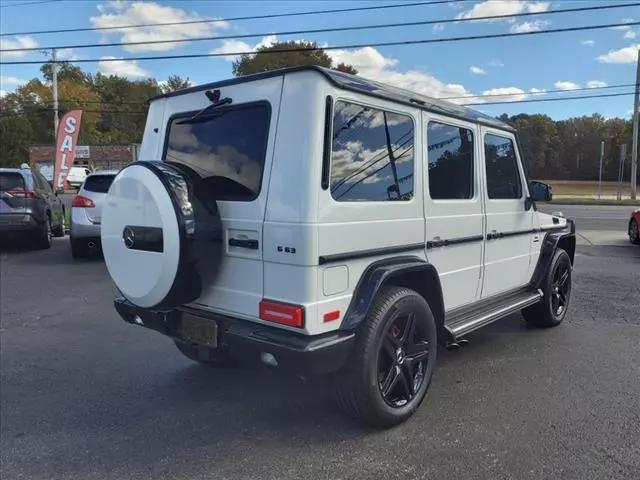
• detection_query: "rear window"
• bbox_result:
[0,173,25,191]
[83,175,115,193]
[163,102,271,201]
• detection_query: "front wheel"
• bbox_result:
[523,249,572,328]
[629,219,640,245]
[333,286,437,427]
[52,209,65,237]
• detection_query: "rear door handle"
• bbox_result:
[228,238,259,250]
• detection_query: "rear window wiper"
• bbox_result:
[177,91,233,125]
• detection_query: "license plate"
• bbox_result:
[180,313,218,347]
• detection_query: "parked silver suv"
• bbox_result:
[69,171,117,258]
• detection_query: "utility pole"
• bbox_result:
[617,144,627,201]
[598,141,604,199]
[51,48,59,138]
[631,48,639,200]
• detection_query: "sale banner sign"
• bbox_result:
[54,110,83,190]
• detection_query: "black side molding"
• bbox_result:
[319,242,424,265]
[427,234,483,249]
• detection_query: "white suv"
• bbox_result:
[101,67,575,427]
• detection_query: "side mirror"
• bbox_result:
[529,181,552,202]
[55,187,64,195]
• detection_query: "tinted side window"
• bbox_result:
[34,170,52,192]
[427,122,474,199]
[164,103,270,201]
[0,173,25,191]
[330,101,414,202]
[83,175,115,193]
[484,134,522,199]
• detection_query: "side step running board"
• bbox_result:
[445,289,543,340]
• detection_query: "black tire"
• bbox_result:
[522,249,572,328]
[70,237,88,258]
[173,340,235,367]
[333,286,437,428]
[629,219,640,245]
[52,209,65,237]
[34,215,52,250]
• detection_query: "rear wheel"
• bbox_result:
[34,215,52,249]
[629,219,640,245]
[333,286,437,427]
[523,249,572,328]
[173,340,234,367]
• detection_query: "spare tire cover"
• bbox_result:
[101,161,212,309]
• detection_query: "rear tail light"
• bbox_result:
[5,189,37,198]
[259,299,304,328]
[72,195,95,208]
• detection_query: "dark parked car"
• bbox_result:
[0,164,66,249]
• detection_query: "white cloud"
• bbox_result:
[477,87,527,102]
[328,47,471,101]
[586,80,607,88]
[488,59,504,67]
[456,1,549,20]
[624,30,637,40]
[90,1,229,52]
[211,35,277,62]
[0,35,38,59]
[611,18,635,31]
[0,75,26,87]
[554,81,580,90]
[510,20,550,33]
[598,44,640,64]
[529,88,546,93]
[0,90,6,98]
[581,40,595,47]
[469,66,487,75]
[98,56,150,77]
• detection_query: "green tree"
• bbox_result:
[232,41,357,76]
[161,75,192,93]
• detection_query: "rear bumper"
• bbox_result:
[0,213,39,232]
[114,298,355,375]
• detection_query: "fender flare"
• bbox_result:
[340,256,446,341]
[529,219,576,289]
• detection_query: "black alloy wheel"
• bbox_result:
[378,311,430,408]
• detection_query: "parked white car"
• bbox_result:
[66,166,91,189]
[69,171,118,258]
[100,67,575,427]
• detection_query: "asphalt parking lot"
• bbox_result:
[1,205,639,480]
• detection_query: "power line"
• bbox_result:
[0,0,61,8]
[0,109,147,119]
[0,0,462,37]
[6,83,635,109]
[3,21,638,66]
[442,83,639,100]
[4,2,637,53]
[465,91,636,106]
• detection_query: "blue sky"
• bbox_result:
[1,0,638,120]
